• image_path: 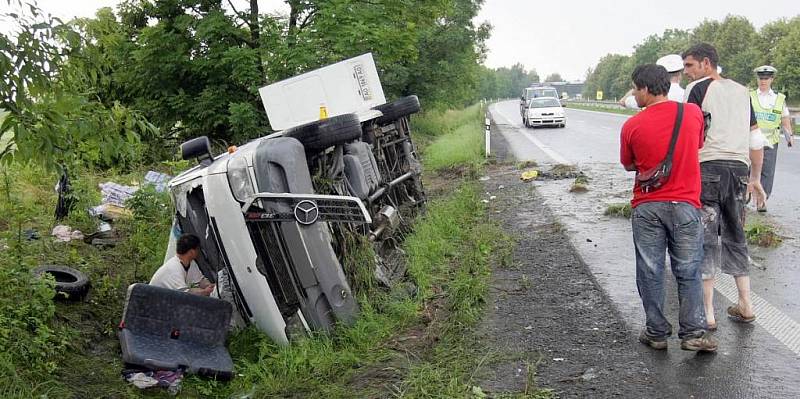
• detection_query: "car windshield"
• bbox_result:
[528,98,561,108]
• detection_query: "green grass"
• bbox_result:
[0,103,544,397]
[604,202,632,218]
[414,104,487,172]
[564,103,637,116]
[745,219,782,248]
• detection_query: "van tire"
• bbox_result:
[373,95,421,125]
[33,265,90,301]
[283,114,362,152]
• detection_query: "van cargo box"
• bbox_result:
[259,53,387,131]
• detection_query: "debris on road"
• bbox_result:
[569,173,590,193]
[520,170,539,181]
[604,202,632,218]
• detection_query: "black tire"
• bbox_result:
[283,114,362,152]
[373,95,421,125]
[33,265,90,300]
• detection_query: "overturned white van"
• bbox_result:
[164,53,425,345]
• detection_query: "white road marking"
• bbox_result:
[490,103,572,165]
[519,132,571,165]
[716,274,800,356]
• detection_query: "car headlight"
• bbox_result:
[227,155,254,203]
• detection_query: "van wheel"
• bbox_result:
[32,265,90,301]
[283,113,362,152]
[373,95,421,125]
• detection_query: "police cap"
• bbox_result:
[754,65,777,76]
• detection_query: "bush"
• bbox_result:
[0,252,72,396]
[119,184,174,281]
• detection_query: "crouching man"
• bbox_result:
[620,64,717,352]
[150,233,216,296]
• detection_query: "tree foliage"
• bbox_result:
[476,63,539,100]
[0,2,156,170]
[2,0,491,168]
[544,73,563,82]
[585,15,800,102]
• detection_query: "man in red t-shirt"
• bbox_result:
[619,64,717,352]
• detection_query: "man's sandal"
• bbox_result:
[727,305,756,323]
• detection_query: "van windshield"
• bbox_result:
[528,98,561,108]
[532,89,558,98]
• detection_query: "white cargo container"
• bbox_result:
[259,53,387,131]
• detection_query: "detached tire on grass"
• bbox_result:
[373,95,421,125]
[283,113,362,153]
[33,265,90,301]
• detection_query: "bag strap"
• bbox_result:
[663,103,684,166]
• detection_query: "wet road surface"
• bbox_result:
[490,100,800,397]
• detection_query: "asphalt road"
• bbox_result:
[491,100,800,398]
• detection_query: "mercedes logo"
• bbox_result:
[294,200,319,225]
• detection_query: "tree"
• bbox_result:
[773,19,800,100]
[544,73,563,82]
[584,54,630,99]
[0,3,155,170]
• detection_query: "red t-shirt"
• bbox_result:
[620,101,704,208]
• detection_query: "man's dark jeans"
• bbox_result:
[632,201,707,339]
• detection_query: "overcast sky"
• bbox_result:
[10,0,800,81]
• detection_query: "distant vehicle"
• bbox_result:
[523,97,566,128]
[520,86,560,120]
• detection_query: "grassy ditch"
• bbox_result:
[414,103,486,174]
[0,103,525,397]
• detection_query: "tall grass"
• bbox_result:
[414,104,486,172]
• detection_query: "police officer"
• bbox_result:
[656,54,685,101]
[751,65,794,211]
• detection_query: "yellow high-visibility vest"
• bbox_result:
[750,90,786,145]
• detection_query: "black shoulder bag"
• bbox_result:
[636,103,684,193]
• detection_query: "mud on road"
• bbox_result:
[474,128,668,398]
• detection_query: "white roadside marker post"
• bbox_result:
[485,113,491,157]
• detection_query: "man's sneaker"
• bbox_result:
[639,330,668,350]
[681,333,718,352]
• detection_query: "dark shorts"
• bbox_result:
[699,160,750,279]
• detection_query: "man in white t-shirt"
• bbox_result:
[620,54,686,110]
[656,54,685,102]
[682,43,767,331]
[751,65,794,211]
[150,233,215,296]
